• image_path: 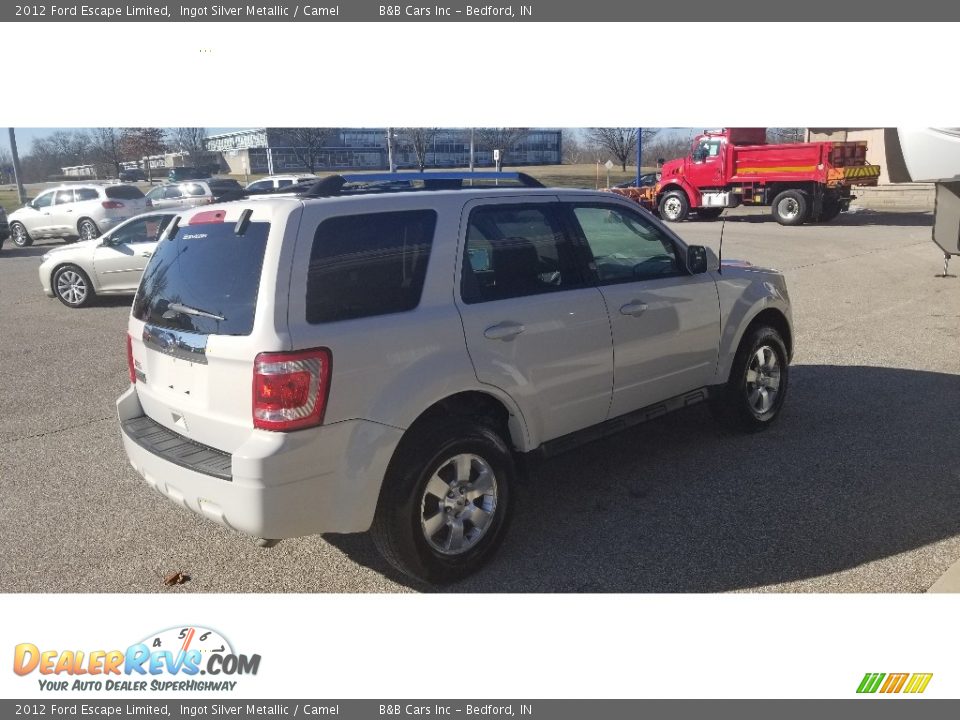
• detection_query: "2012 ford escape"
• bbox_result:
[117,172,793,583]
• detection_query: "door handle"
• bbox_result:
[620,300,649,317]
[484,321,525,341]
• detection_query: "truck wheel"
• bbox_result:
[771,190,809,226]
[697,208,724,221]
[658,190,690,222]
[371,418,515,584]
[710,325,789,432]
[817,199,842,223]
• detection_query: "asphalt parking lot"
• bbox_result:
[2,207,958,593]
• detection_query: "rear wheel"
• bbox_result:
[53,264,95,308]
[658,190,690,222]
[10,222,32,247]
[817,198,842,222]
[710,325,789,431]
[771,190,810,226]
[77,218,100,241]
[371,418,515,584]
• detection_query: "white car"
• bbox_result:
[9,184,148,246]
[144,179,244,211]
[118,172,793,583]
[39,212,175,308]
[245,174,318,191]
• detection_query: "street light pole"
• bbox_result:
[469,128,475,173]
[8,128,27,204]
[636,127,642,186]
[386,127,395,172]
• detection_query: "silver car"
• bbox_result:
[38,211,175,308]
[8,184,148,247]
[144,179,243,210]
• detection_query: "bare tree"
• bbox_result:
[476,127,526,166]
[588,128,660,171]
[562,134,586,164]
[766,128,805,144]
[0,144,11,183]
[283,128,334,173]
[644,131,697,166]
[397,128,440,171]
[91,128,125,177]
[120,128,167,179]
[167,127,208,166]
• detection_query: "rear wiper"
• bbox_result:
[163,302,226,322]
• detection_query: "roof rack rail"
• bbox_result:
[301,171,544,198]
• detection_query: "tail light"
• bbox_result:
[126,333,136,384]
[102,200,125,209]
[253,348,332,431]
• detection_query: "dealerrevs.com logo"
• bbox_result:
[13,626,261,692]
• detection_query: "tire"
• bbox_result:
[371,417,515,584]
[52,264,96,308]
[697,207,724,221]
[710,325,789,432]
[771,190,809,226]
[817,199,842,223]
[77,218,100,242]
[658,190,690,222]
[10,222,32,248]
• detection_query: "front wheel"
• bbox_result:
[371,418,515,584]
[10,222,32,247]
[53,264,96,308]
[710,325,789,431]
[658,190,690,222]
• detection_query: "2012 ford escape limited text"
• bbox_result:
[117,173,793,583]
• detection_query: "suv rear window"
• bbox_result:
[105,185,145,200]
[307,210,436,324]
[132,221,270,336]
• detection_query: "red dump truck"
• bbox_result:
[613,128,882,225]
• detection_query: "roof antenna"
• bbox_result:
[717,217,726,274]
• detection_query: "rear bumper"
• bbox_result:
[116,386,403,539]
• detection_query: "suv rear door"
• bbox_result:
[455,196,613,445]
[129,204,291,452]
[564,198,720,417]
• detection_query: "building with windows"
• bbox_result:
[205,128,563,175]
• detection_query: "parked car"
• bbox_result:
[39,212,176,308]
[144,179,244,210]
[167,167,211,182]
[119,168,147,182]
[118,172,793,584]
[245,174,318,191]
[0,205,9,249]
[8,184,148,246]
[614,172,659,189]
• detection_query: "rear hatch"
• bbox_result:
[104,184,148,218]
[128,202,298,453]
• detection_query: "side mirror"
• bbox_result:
[687,245,708,274]
[24,200,34,209]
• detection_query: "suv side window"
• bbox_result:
[75,188,100,202]
[163,186,183,199]
[182,183,206,197]
[248,180,272,190]
[461,204,583,304]
[571,204,682,283]
[33,192,54,209]
[54,189,75,205]
[306,210,437,324]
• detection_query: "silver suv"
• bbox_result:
[8,184,148,246]
[118,172,793,583]
[145,179,244,210]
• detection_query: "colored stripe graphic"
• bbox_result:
[880,673,909,693]
[857,672,932,694]
[904,674,933,694]
[857,673,885,693]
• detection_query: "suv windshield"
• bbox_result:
[132,221,270,336]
